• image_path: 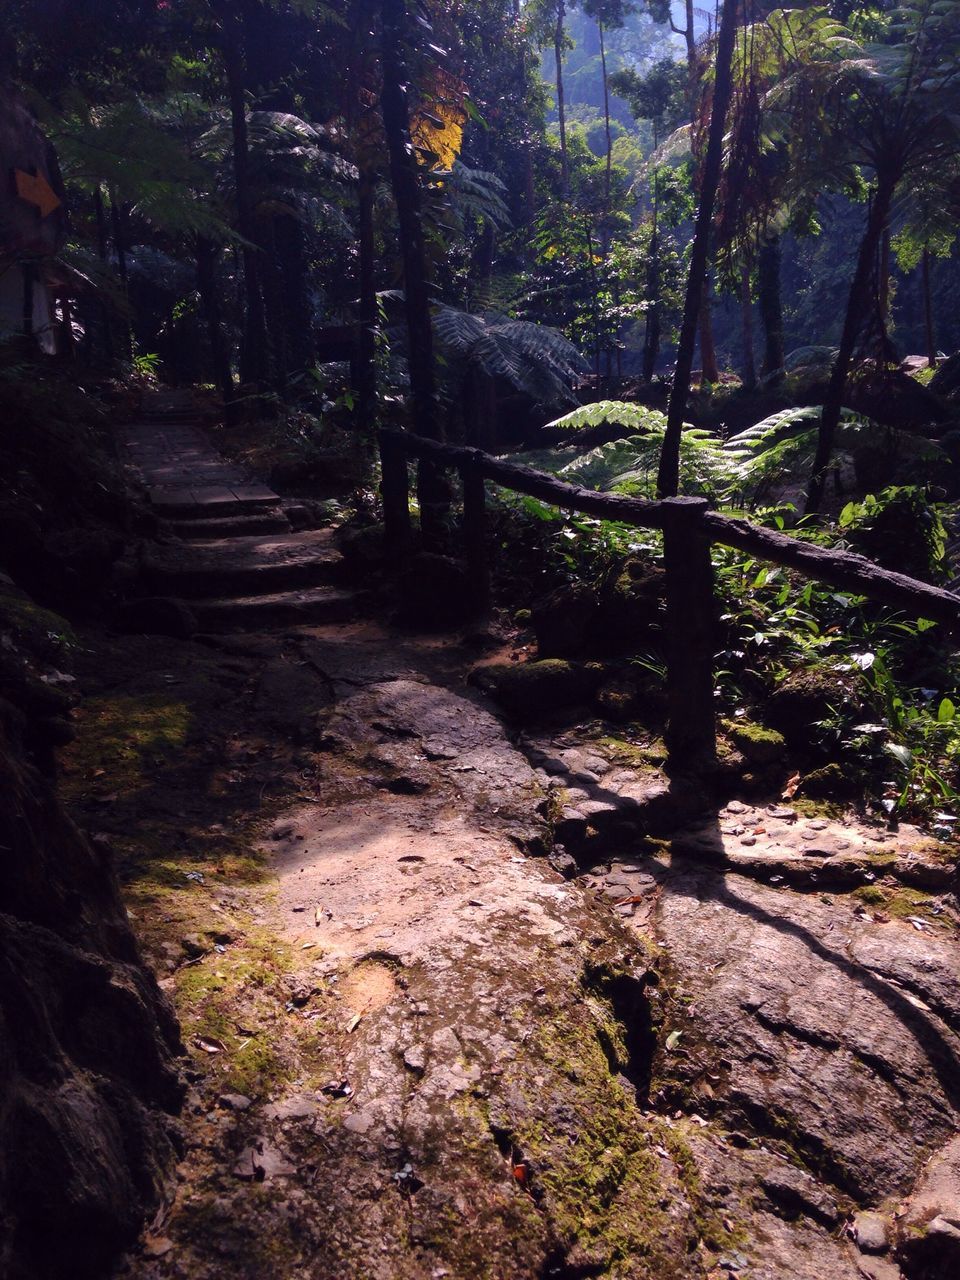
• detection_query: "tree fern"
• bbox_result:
[726,406,944,501]
[432,305,587,406]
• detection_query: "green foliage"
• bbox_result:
[838,487,947,581]
[433,305,587,406]
[725,406,944,503]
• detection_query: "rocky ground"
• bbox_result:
[47,400,960,1279]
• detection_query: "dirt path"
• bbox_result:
[56,403,960,1279]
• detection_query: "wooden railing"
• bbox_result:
[379,427,960,771]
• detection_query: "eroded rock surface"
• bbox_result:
[0,708,182,1280]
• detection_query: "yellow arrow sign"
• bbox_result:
[14,169,61,218]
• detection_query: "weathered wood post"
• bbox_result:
[379,432,411,560]
[460,451,491,614]
[660,497,717,771]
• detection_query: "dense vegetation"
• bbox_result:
[4,0,960,822]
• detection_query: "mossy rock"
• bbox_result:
[724,719,786,766]
[533,556,665,660]
[766,666,856,749]
[473,659,603,721]
[799,763,858,801]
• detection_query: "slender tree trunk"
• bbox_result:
[108,191,132,358]
[585,221,602,381]
[220,2,269,388]
[699,275,720,383]
[58,295,75,358]
[805,175,896,515]
[758,233,784,376]
[555,0,569,195]
[357,167,378,456]
[740,262,756,390]
[195,236,233,404]
[599,19,612,206]
[21,262,34,339]
[657,0,739,499]
[642,163,661,383]
[922,245,937,369]
[93,186,115,361]
[380,0,447,544]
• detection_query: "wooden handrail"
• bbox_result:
[380,427,960,771]
[380,427,960,632]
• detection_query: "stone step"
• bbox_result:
[144,530,341,598]
[192,585,357,632]
[161,512,292,539]
[148,485,281,520]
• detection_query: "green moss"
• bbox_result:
[724,719,787,766]
[497,984,693,1277]
[63,692,191,792]
[0,592,76,647]
[854,885,886,906]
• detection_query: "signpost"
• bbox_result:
[14,169,61,219]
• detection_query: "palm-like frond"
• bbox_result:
[726,406,943,498]
[545,400,669,434]
[432,305,587,406]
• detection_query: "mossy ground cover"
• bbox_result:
[58,626,343,1103]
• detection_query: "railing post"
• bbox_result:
[661,498,717,771]
[379,431,411,559]
[460,451,491,614]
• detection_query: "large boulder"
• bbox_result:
[534,557,665,659]
[0,705,183,1280]
[471,659,603,721]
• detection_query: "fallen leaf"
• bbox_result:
[615,895,646,906]
[194,1035,226,1054]
[301,942,316,950]
[142,1234,175,1259]
[512,1163,528,1185]
[782,772,801,800]
[665,1030,683,1052]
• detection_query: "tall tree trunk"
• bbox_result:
[740,261,756,390]
[220,2,269,388]
[21,262,34,339]
[554,0,569,195]
[599,19,612,206]
[657,0,739,499]
[93,186,114,361]
[380,0,446,544]
[758,233,784,376]
[922,245,937,369]
[195,236,233,404]
[108,191,132,359]
[699,275,720,383]
[356,167,378,457]
[642,160,661,383]
[805,175,896,515]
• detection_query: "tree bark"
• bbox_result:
[642,170,661,383]
[195,236,233,404]
[699,275,720,383]
[922,245,936,369]
[740,261,756,390]
[93,186,115,361]
[356,167,378,454]
[108,191,132,359]
[757,233,784,376]
[380,0,446,544]
[658,0,739,499]
[805,175,895,515]
[554,0,569,195]
[599,19,612,205]
[220,1,269,388]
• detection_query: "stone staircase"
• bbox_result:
[120,392,357,632]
